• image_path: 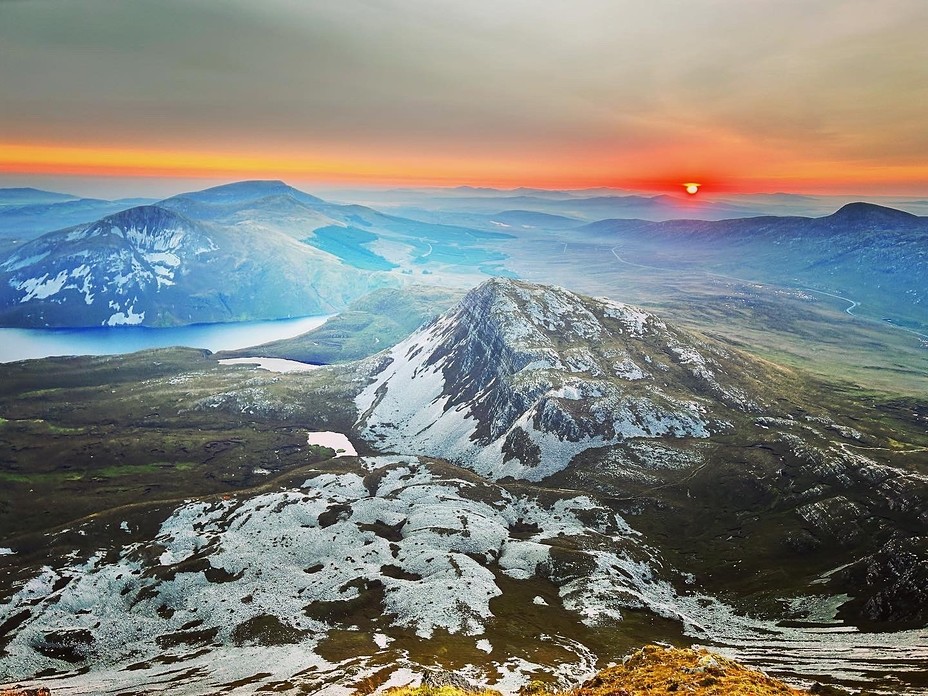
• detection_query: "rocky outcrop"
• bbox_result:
[832,536,928,627]
[385,645,815,696]
[357,278,778,481]
[571,645,807,696]
[421,669,486,693]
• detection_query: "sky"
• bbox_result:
[1,0,927,197]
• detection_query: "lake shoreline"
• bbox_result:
[0,314,333,364]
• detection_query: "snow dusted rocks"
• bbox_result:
[357,278,758,481]
[6,452,912,694]
[0,456,676,686]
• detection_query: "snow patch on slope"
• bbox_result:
[105,304,145,326]
[17,270,69,301]
[0,458,633,680]
[3,209,217,320]
[356,280,715,481]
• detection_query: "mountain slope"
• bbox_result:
[221,285,464,364]
[582,202,928,331]
[357,278,771,481]
[356,279,928,625]
[0,204,390,327]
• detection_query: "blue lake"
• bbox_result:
[0,315,331,363]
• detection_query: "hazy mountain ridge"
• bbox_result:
[0,188,78,206]
[0,202,391,327]
[159,180,514,277]
[165,179,327,208]
[0,196,155,241]
[583,202,928,330]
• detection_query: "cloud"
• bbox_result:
[1,0,927,188]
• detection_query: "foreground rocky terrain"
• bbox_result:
[1,280,926,694]
[388,645,823,696]
[0,645,869,696]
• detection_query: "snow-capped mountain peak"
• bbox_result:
[357,278,759,481]
[0,206,215,326]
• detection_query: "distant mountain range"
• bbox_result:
[0,201,387,327]
[583,202,928,331]
[0,181,925,332]
[358,192,766,223]
[0,181,513,327]
[320,184,928,221]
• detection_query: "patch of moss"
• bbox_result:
[383,646,811,696]
[568,645,806,696]
[385,688,500,696]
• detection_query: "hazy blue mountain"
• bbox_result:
[0,180,520,328]
[160,179,326,220]
[0,196,156,242]
[0,204,390,327]
[0,187,78,206]
[160,180,516,279]
[583,202,928,331]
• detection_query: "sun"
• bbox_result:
[683,182,701,195]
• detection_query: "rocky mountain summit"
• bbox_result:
[355,279,928,628]
[357,278,769,481]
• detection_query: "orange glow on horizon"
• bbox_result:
[3,140,928,196]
